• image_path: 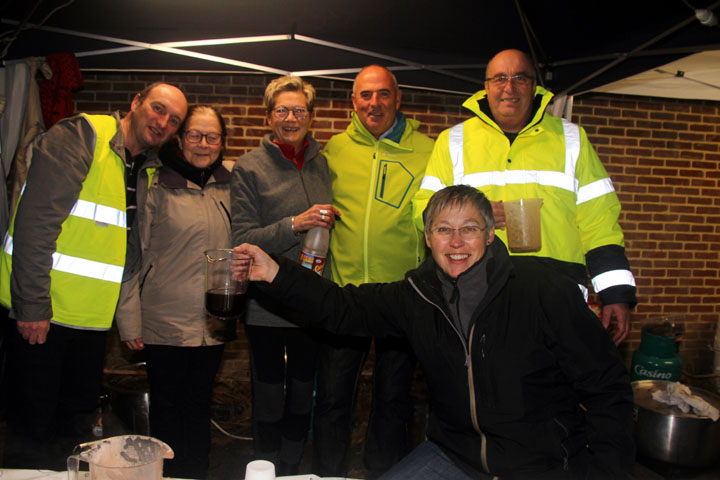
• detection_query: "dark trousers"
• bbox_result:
[0,307,10,419]
[3,320,106,470]
[312,333,416,478]
[144,343,224,480]
[245,325,319,475]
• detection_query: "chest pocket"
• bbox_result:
[374,160,415,209]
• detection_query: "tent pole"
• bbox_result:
[293,35,483,86]
[1,19,290,75]
[514,0,545,87]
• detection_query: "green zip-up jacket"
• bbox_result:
[325,112,434,286]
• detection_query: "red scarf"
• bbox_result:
[273,138,309,170]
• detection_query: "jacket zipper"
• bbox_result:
[466,324,491,474]
[379,162,387,198]
[408,278,492,475]
[553,417,570,471]
[219,200,231,233]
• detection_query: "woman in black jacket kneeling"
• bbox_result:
[232,185,635,480]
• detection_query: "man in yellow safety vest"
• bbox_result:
[0,82,187,469]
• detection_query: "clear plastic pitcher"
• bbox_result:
[504,198,543,253]
[204,248,250,319]
[67,435,173,480]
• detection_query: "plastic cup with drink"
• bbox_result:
[504,198,543,253]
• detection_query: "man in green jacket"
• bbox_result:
[0,82,187,469]
[413,49,636,345]
[317,65,435,477]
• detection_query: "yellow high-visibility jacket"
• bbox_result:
[412,87,636,306]
[326,112,434,286]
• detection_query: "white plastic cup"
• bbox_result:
[245,459,276,480]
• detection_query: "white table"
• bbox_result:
[0,472,72,480]
[0,470,352,480]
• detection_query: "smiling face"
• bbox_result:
[267,91,312,150]
[425,202,495,279]
[179,109,224,169]
[352,66,401,139]
[484,50,537,133]
[126,84,187,155]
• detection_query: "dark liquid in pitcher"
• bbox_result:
[205,288,246,317]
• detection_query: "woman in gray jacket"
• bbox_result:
[116,105,233,479]
[231,76,338,475]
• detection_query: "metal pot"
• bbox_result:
[633,380,720,467]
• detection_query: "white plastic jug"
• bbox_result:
[67,435,173,480]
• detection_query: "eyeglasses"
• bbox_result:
[271,106,310,120]
[431,225,487,239]
[184,130,222,145]
[485,74,535,87]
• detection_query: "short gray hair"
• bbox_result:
[423,185,495,233]
[264,75,316,112]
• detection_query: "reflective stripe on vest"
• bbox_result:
[419,118,615,205]
[52,250,124,283]
[18,181,127,229]
[3,235,123,283]
[70,198,126,228]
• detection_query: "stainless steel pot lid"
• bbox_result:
[633,379,720,418]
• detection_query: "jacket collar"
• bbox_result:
[461,86,554,135]
[108,112,129,159]
[346,111,419,151]
[157,162,231,189]
[262,133,322,164]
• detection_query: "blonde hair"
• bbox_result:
[264,76,316,112]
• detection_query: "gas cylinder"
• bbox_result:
[631,321,683,382]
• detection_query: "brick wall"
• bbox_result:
[78,72,720,375]
[573,94,720,370]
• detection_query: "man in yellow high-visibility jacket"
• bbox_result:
[0,82,187,469]
[316,65,435,478]
[413,50,636,345]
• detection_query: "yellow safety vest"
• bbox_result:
[0,114,127,329]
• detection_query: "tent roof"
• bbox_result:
[2,0,719,95]
[590,49,720,101]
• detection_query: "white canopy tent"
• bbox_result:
[589,50,720,101]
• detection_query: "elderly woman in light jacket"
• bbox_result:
[116,105,233,480]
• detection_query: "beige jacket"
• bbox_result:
[115,156,234,346]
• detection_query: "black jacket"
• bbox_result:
[262,239,634,479]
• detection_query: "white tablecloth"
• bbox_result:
[0,470,349,480]
[0,472,71,480]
